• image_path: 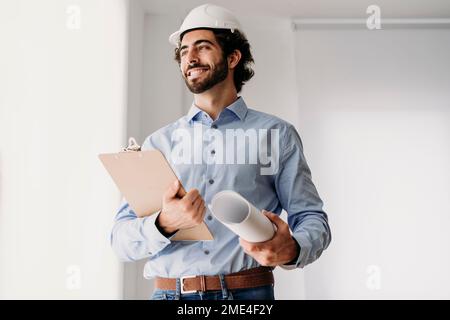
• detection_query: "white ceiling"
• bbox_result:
[141,0,450,18]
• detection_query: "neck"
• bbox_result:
[193,77,238,120]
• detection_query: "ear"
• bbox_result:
[228,49,242,69]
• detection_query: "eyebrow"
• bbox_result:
[180,39,215,52]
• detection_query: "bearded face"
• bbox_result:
[179,30,230,94]
[183,56,228,94]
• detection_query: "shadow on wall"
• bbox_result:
[0,152,2,215]
[123,259,154,299]
[0,152,4,290]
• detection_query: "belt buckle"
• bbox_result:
[180,275,197,294]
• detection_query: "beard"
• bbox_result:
[184,56,228,94]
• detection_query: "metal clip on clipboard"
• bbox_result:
[122,137,141,152]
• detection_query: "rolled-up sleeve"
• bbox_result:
[110,200,172,262]
[275,125,331,268]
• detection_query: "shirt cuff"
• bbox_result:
[279,235,300,270]
[143,211,172,255]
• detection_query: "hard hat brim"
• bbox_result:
[169,30,182,46]
[168,27,240,46]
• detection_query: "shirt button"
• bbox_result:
[204,250,210,255]
[208,179,214,184]
[207,215,213,221]
[211,124,218,129]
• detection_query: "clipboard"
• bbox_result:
[98,137,213,241]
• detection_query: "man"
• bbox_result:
[111,4,331,300]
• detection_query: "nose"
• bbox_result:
[186,48,199,65]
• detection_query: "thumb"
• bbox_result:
[262,210,285,229]
[164,179,180,201]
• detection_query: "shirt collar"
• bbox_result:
[186,96,248,123]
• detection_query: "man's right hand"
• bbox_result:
[156,179,206,235]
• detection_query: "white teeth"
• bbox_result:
[188,68,208,78]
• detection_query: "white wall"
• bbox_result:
[294,27,450,299]
[0,0,128,299]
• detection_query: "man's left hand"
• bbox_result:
[239,210,299,267]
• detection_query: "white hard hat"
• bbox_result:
[169,4,241,46]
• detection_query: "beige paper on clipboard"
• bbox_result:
[98,138,213,241]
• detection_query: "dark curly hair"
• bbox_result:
[174,28,255,93]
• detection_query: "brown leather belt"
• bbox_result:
[155,267,274,294]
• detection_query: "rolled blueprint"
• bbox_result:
[208,190,275,243]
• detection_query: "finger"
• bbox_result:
[239,238,251,252]
[239,238,250,247]
[177,185,187,198]
[195,199,206,217]
[239,239,252,253]
[263,210,286,230]
[192,196,203,212]
[239,238,261,253]
[184,189,200,203]
[163,179,181,201]
[181,194,200,210]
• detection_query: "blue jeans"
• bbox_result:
[151,275,275,300]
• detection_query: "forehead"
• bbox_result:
[180,29,218,47]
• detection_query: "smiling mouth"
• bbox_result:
[187,67,209,79]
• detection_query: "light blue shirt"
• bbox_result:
[110,97,331,279]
